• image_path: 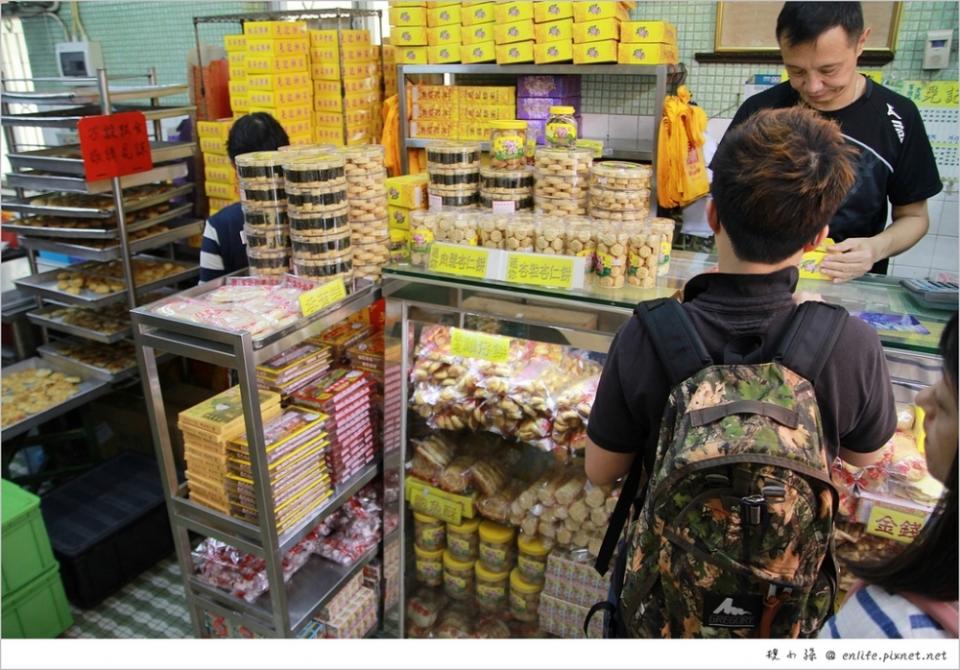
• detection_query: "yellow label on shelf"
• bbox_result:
[410,487,462,525]
[506,252,576,288]
[428,243,489,278]
[865,504,927,544]
[299,278,347,317]
[450,328,510,363]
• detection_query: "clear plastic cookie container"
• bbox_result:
[346,169,388,199]
[350,217,389,245]
[626,223,661,289]
[292,257,353,285]
[340,144,385,176]
[534,195,587,217]
[488,120,529,170]
[426,141,482,171]
[428,187,480,210]
[534,171,588,200]
[290,233,352,263]
[239,184,286,210]
[595,222,630,288]
[588,187,651,212]
[650,217,676,276]
[428,169,480,189]
[281,153,346,188]
[534,217,568,255]
[235,151,285,186]
[285,184,348,214]
[566,217,596,265]
[247,248,290,277]
[347,194,388,223]
[352,237,390,268]
[435,212,479,246]
[479,166,535,195]
[244,225,289,253]
[589,161,653,190]
[479,191,534,213]
[534,147,593,177]
[287,207,349,237]
[242,207,288,230]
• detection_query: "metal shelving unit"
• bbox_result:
[130,278,393,638]
[396,62,684,173]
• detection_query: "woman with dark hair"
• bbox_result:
[821,314,958,638]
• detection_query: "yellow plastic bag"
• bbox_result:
[657,86,709,209]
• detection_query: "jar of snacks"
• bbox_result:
[442,550,476,601]
[235,151,285,186]
[247,249,289,277]
[479,167,534,213]
[565,217,596,266]
[626,223,660,289]
[446,517,481,562]
[517,535,550,586]
[595,222,630,288]
[509,567,542,623]
[287,207,348,237]
[534,217,567,255]
[281,153,346,189]
[414,512,446,551]
[489,120,529,170]
[545,105,578,148]
[409,210,437,266]
[340,144,385,176]
[589,161,653,191]
[414,545,444,587]
[650,217,676,276]
[475,563,510,612]
[478,520,515,573]
[435,212,478,246]
[534,147,593,178]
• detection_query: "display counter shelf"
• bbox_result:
[0,104,195,129]
[7,142,197,175]
[2,183,195,220]
[1,83,188,106]
[18,218,203,261]
[5,162,188,194]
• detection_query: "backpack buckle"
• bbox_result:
[741,494,765,526]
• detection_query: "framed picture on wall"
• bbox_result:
[714,1,903,53]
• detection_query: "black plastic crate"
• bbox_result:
[41,451,174,608]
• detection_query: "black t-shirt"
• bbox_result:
[587,268,896,474]
[726,79,943,275]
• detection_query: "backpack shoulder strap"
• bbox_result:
[774,301,849,385]
[634,298,713,387]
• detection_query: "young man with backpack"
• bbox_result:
[585,107,897,638]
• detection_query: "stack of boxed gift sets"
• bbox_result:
[198,117,238,214]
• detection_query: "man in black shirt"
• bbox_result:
[724,2,942,279]
[586,107,896,487]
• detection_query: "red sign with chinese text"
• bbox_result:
[77,111,153,181]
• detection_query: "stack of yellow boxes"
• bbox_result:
[459,1,494,64]
[385,173,428,263]
[409,84,515,141]
[311,28,382,146]
[533,2,573,64]
[494,1,534,64]
[390,1,428,65]
[244,20,313,145]
[225,34,248,114]
[198,118,238,213]
[410,84,456,140]
[383,43,398,97]
[571,1,629,65]
[618,20,679,65]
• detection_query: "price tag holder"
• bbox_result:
[299,278,347,317]
[428,242,490,279]
[505,252,579,289]
[865,503,927,544]
[450,327,510,363]
[410,487,462,525]
[77,111,153,181]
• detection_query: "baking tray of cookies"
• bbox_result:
[7,142,197,176]
[17,216,203,261]
[5,162,189,195]
[1,356,110,441]
[8,203,196,242]
[38,339,140,384]
[1,183,195,220]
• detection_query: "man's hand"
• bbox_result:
[820,237,880,283]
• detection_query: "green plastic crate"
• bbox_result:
[2,479,57,598]
[1,565,73,638]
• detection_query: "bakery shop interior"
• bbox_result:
[0,0,957,655]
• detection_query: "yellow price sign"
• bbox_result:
[450,327,510,363]
[865,503,928,544]
[410,488,462,525]
[299,278,347,317]
[505,252,577,288]
[427,242,490,279]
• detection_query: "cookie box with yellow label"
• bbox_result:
[798,238,836,280]
[278,118,312,139]
[572,18,620,44]
[573,40,618,64]
[394,26,428,46]
[205,180,239,200]
[620,20,678,45]
[535,18,573,43]
[228,50,246,67]
[200,136,228,155]
[342,45,379,63]
[224,34,247,52]
[426,4,460,27]
[460,104,514,121]
[462,23,496,46]
[228,64,247,80]
[534,39,574,64]
[457,122,489,142]
[412,101,458,120]
[462,41,497,64]
[495,19,535,45]
[243,20,307,39]
[427,24,461,46]
[246,38,309,58]
[457,86,515,106]
[496,41,535,64]
[249,104,312,125]
[204,152,233,170]
[388,206,412,231]
[389,6,427,26]
[534,1,574,23]
[314,126,345,146]
[572,1,628,22]
[341,29,371,45]
[309,29,338,46]
[462,2,495,26]
[244,53,308,74]
[204,164,237,186]
[247,71,311,91]
[230,95,249,113]
[410,119,457,139]
[617,42,678,65]
[197,118,234,141]
[396,46,429,64]
[386,174,429,210]
[314,112,343,129]
[343,77,379,95]
[208,197,234,215]
[249,86,313,108]
[413,84,456,103]
[495,1,534,24]
[428,44,462,64]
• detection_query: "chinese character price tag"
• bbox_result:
[865,503,927,544]
[76,111,153,181]
[427,243,490,279]
[299,278,347,317]
[410,487,462,525]
[450,328,510,363]
[505,252,577,289]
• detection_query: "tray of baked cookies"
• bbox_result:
[1,356,110,441]
[38,338,140,383]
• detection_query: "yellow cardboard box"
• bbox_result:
[203,152,233,169]
[309,29,338,46]
[344,76,379,95]
[343,91,379,112]
[383,44,396,62]
[572,18,620,43]
[249,86,313,108]
[228,64,246,80]
[389,6,427,26]
[393,26,428,46]
[208,197,234,214]
[311,46,338,63]
[343,62,380,78]
[534,39,574,64]
[412,101,456,120]
[244,53,308,73]
[279,117,312,138]
[495,19,535,45]
[286,132,314,146]
[386,174,428,209]
[227,79,247,98]
[314,80,342,99]
[573,39,618,64]
[496,41,535,64]
[410,118,457,139]
[534,1,573,23]
[228,51,246,66]
[798,238,836,280]
[341,29,371,45]
[244,20,307,39]
[314,112,342,128]
[460,104,515,121]
[396,46,429,64]
[247,71,311,91]
[230,94,249,113]
[457,85,515,105]
[620,21,677,45]
[224,34,247,52]
[428,44,461,63]
[461,2,495,26]
[389,0,427,6]
[249,104,312,124]
[535,18,573,42]
[461,41,497,64]
[576,138,604,157]
[200,136,228,155]
[204,163,237,185]
[617,42,678,64]
[197,118,234,141]
[311,62,340,81]
[457,121,489,141]
[573,1,628,22]
[426,4,460,26]
[315,96,344,113]
[413,84,456,103]
[205,180,239,200]
[461,22,495,46]
[388,206,413,231]
[246,38,309,57]
[427,24,461,46]
[495,1,534,23]
[314,126,345,145]
[342,45,379,63]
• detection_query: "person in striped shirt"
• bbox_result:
[821,315,958,639]
[199,112,289,282]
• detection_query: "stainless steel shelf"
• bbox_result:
[5,162,189,194]
[0,104,195,129]
[38,340,139,384]
[18,218,203,261]
[2,183,195,220]
[397,63,676,76]
[27,307,131,345]
[404,137,654,161]
[8,141,197,175]
[1,83,188,106]
[8,203,196,241]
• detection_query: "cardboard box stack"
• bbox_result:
[410,84,515,142]
[198,118,238,214]
[539,551,612,638]
[383,43,398,97]
[461,0,495,64]
[571,1,628,65]
[312,29,383,146]
[618,20,679,65]
[385,173,428,263]
[515,75,581,145]
[533,1,574,64]
[390,1,429,65]
[494,0,534,64]
[225,34,248,114]
[309,572,379,638]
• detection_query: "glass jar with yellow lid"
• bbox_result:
[489,120,529,170]
[446,517,481,562]
[413,512,446,551]
[545,105,578,148]
[414,545,444,587]
[509,567,542,623]
[478,520,516,573]
[475,562,510,612]
[517,534,551,585]
[442,550,476,601]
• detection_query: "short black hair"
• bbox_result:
[776,2,864,46]
[226,112,289,162]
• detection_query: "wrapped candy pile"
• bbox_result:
[316,484,383,566]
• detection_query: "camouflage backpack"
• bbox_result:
[589,299,846,639]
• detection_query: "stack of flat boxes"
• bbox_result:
[494,1,535,64]
[310,572,379,638]
[617,20,679,65]
[571,1,629,65]
[410,84,515,141]
[197,118,238,214]
[382,44,398,97]
[533,1,574,64]
[225,34,248,114]
[539,551,612,639]
[390,1,428,65]
[516,75,581,145]
[461,1,496,64]
[311,29,382,146]
[385,173,428,262]
[244,21,313,146]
